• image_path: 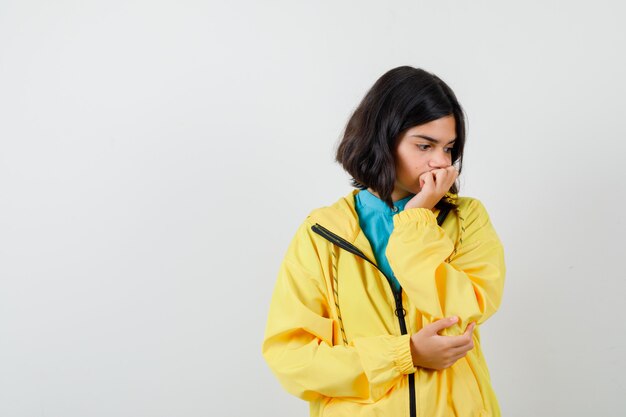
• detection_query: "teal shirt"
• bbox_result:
[354,189,414,292]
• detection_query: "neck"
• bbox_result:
[366,188,411,203]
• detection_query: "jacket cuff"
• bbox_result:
[393,208,438,227]
[393,334,417,375]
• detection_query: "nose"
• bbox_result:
[429,150,451,169]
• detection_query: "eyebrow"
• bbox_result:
[411,135,456,145]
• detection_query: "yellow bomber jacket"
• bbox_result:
[262,189,506,417]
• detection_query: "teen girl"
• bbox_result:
[262,66,506,417]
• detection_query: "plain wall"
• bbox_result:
[1,1,625,416]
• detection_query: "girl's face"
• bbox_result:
[391,115,457,201]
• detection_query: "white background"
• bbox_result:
[1,1,625,416]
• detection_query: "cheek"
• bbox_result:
[396,147,425,175]
[397,160,422,182]
[396,157,414,174]
[408,155,426,170]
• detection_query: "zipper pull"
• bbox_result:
[393,291,406,317]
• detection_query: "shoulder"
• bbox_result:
[452,195,489,220]
[455,195,485,211]
[300,191,360,239]
[286,201,351,247]
[453,195,493,228]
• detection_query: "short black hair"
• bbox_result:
[335,66,466,211]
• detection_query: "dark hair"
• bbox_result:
[335,66,466,212]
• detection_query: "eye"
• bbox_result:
[444,147,453,153]
[417,144,430,151]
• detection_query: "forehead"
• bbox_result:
[403,115,456,140]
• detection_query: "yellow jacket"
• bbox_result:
[262,189,506,417]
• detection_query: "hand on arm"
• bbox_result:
[409,317,476,370]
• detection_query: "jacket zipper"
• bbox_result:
[310,223,417,417]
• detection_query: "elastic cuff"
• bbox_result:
[392,334,416,374]
[393,207,438,227]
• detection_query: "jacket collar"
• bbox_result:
[307,189,457,264]
[356,189,414,214]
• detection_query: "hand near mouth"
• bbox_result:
[405,166,458,211]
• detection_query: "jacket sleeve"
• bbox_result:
[385,198,506,334]
[262,220,416,403]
